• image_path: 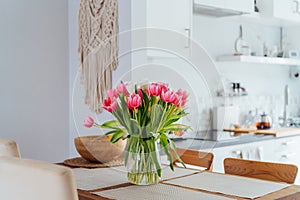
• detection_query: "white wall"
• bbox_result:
[130,3,300,131]
[2,1,298,161]
[0,0,69,162]
[192,15,300,125]
[0,0,132,161]
[68,0,131,157]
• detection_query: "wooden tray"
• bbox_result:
[63,157,124,168]
[223,128,276,135]
[223,127,300,137]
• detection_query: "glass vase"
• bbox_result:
[125,136,161,185]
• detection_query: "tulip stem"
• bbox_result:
[126,136,160,185]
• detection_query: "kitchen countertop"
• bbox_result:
[223,127,300,137]
[173,133,300,151]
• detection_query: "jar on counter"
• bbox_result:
[255,112,272,129]
[241,45,251,56]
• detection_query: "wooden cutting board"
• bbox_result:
[223,127,300,137]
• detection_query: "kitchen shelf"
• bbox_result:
[237,12,300,27]
[217,55,300,66]
[216,91,248,97]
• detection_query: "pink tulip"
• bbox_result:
[102,97,118,112]
[83,116,94,128]
[138,89,143,99]
[156,82,168,93]
[149,84,162,96]
[144,88,150,96]
[173,97,180,105]
[127,94,141,110]
[148,82,169,97]
[107,89,118,99]
[161,90,179,105]
[176,89,189,101]
[137,88,150,99]
[177,99,188,108]
[116,83,129,96]
[174,130,184,137]
[176,89,189,107]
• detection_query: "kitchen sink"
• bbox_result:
[286,118,300,127]
[279,117,300,128]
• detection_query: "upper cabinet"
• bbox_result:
[257,0,300,24]
[146,0,192,57]
[217,55,300,66]
[193,0,254,17]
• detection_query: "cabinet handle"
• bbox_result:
[232,150,241,154]
[293,0,299,13]
[281,153,296,159]
[184,28,190,48]
[282,141,296,146]
[232,150,242,158]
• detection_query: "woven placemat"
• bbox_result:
[63,157,124,168]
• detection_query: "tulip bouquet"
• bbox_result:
[84,82,190,185]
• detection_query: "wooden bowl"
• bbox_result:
[74,136,126,163]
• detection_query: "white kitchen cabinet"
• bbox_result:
[194,0,223,8]
[146,0,192,57]
[262,136,300,163]
[194,0,254,14]
[208,141,265,173]
[205,135,300,184]
[256,136,300,184]
[217,55,300,66]
[258,0,300,23]
[224,0,254,13]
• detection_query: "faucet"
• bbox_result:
[283,84,289,126]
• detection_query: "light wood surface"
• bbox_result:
[223,128,276,135]
[224,158,298,184]
[77,177,300,200]
[162,182,300,200]
[68,161,300,200]
[171,148,214,171]
[223,127,300,137]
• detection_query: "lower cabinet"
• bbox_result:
[205,135,300,184]
[208,142,260,173]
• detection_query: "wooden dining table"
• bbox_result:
[68,164,300,200]
[77,185,300,200]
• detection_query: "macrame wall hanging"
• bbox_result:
[78,0,119,113]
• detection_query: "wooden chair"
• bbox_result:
[0,156,78,200]
[224,157,298,184]
[171,148,214,171]
[0,137,20,157]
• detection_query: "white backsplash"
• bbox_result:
[222,94,300,126]
[185,93,300,133]
[191,15,300,131]
[129,9,300,133]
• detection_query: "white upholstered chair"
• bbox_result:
[0,137,20,157]
[0,156,78,200]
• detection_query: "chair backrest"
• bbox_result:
[0,138,20,157]
[224,158,298,184]
[171,148,214,171]
[0,156,78,200]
